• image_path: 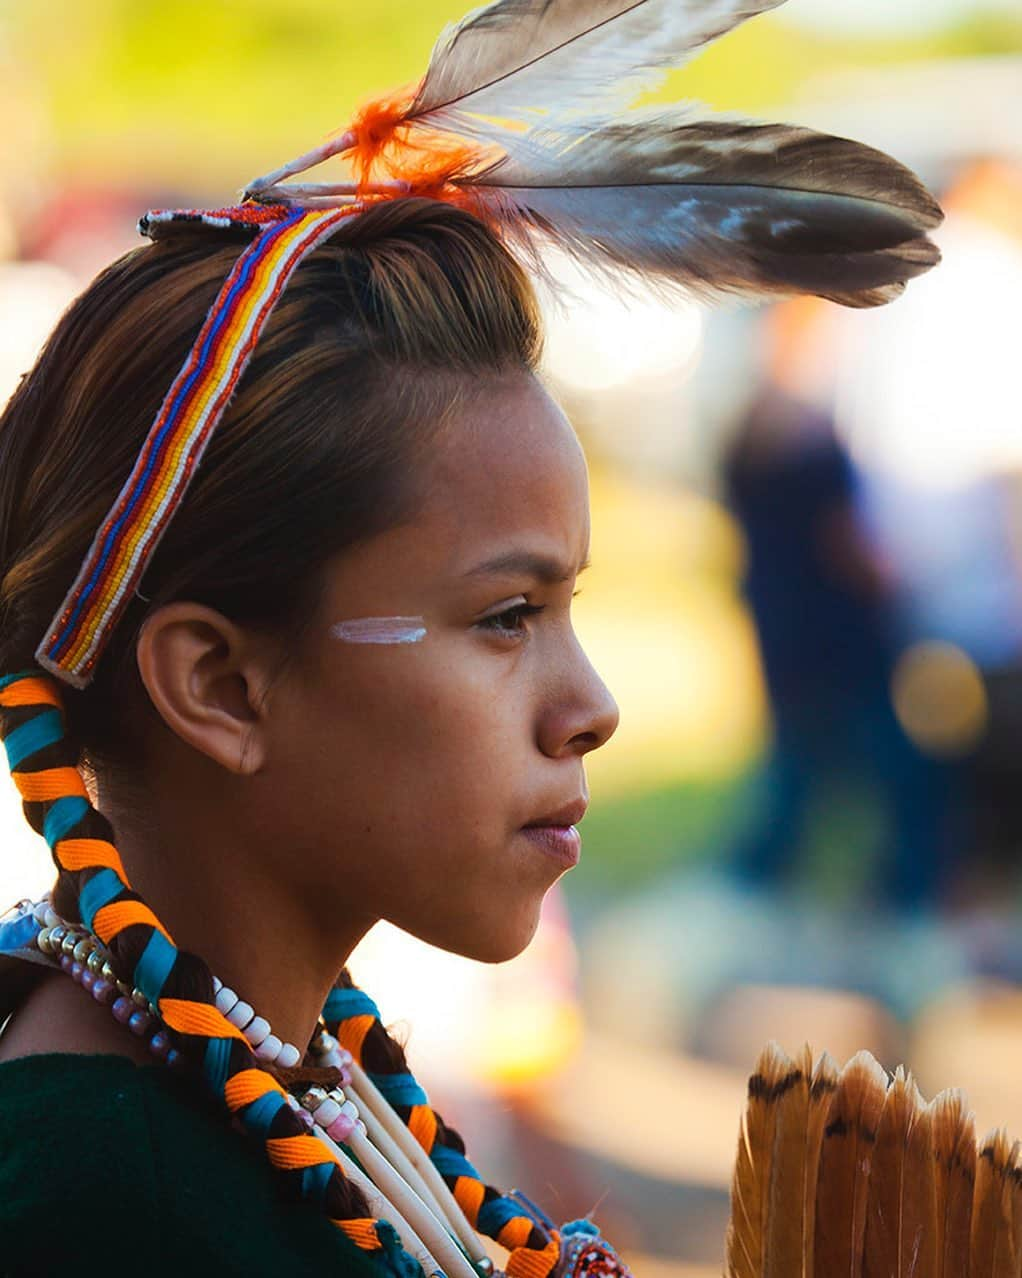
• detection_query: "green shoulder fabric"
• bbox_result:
[0,1053,390,1277]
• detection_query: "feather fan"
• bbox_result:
[726,1046,1022,1278]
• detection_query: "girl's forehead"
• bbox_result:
[323,382,590,606]
[420,380,589,555]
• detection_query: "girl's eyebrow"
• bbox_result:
[463,550,591,583]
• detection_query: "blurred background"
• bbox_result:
[2,2,1021,1273]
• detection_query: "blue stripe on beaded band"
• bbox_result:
[134,929,177,1004]
[368,1071,429,1108]
[78,869,124,930]
[322,987,381,1023]
[3,709,64,769]
[43,795,90,847]
[204,1035,233,1094]
[239,1090,284,1141]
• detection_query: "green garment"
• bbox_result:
[0,1053,390,1276]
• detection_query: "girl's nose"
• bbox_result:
[540,637,620,759]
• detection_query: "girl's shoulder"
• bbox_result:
[0,1052,385,1276]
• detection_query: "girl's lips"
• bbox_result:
[519,823,581,868]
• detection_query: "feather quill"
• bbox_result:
[813,1050,889,1277]
[726,1042,793,1278]
[972,1131,1019,1278]
[467,116,942,306]
[931,1090,976,1278]
[861,1068,937,1278]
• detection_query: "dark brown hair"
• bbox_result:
[0,198,542,767]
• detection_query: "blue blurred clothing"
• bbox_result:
[724,393,950,910]
[726,404,894,698]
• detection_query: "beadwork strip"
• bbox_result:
[36,204,358,688]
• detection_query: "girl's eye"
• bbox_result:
[478,602,545,637]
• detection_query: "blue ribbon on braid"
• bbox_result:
[368,1071,429,1108]
[323,985,380,1024]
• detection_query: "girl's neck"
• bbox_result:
[97,773,376,1053]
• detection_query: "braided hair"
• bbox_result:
[0,200,563,1275]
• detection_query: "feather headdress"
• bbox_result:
[38,0,942,688]
[726,1043,1022,1278]
[246,0,942,308]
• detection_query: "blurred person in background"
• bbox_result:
[724,302,951,910]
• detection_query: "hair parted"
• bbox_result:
[0,198,558,1272]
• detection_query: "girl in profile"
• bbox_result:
[0,1,940,1271]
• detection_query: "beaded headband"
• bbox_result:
[35,0,943,688]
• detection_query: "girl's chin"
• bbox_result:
[425,908,543,966]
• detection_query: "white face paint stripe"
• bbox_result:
[330,617,427,645]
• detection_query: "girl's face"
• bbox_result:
[270,374,618,962]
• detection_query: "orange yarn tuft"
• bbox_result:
[347,85,421,188]
[346,84,498,211]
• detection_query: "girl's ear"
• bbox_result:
[134,602,276,776]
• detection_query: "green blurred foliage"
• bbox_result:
[5,0,1021,189]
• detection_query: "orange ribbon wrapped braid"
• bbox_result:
[0,673,386,1260]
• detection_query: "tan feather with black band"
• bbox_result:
[931,1090,975,1278]
[726,1042,791,1278]
[972,1131,1021,1278]
[812,1050,889,1278]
